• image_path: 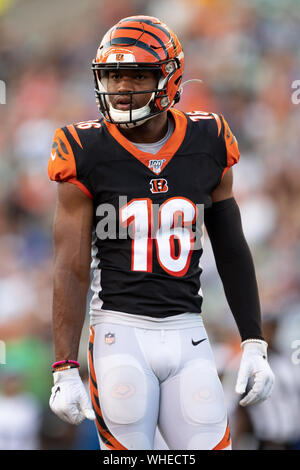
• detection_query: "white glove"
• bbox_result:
[235,339,275,407]
[49,368,96,425]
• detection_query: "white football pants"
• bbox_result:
[88,311,231,450]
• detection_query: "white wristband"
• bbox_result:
[241,338,268,349]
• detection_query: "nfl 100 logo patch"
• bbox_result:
[105,332,115,345]
[148,159,166,174]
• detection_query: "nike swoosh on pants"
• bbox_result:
[191,338,207,346]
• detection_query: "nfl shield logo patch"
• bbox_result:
[105,333,115,345]
[148,159,166,174]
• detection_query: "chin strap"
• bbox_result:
[108,92,156,128]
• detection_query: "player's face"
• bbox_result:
[106,69,158,111]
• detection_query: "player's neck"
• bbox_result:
[117,112,169,143]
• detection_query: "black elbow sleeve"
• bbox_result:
[204,197,264,341]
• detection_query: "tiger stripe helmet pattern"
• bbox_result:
[91,15,184,127]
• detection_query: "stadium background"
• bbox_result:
[0,0,300,450]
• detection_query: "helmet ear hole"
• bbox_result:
[164,62,175,74]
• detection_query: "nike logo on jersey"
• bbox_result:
[51,152,56,161]
[192,338,207,346]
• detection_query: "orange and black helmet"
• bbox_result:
[91,15,184,126]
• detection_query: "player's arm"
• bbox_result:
[49,182,95,424]
[204,168,275,406]
[52,182,93,360]
[205,168,262,341]
[210,166,234,202]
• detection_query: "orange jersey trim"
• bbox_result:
[67,178,93,199]
[66,125,83,149]
[88,326,127,450]
[221,166,229,179]
[211,113,222,137]
[213,421,231,450]
[104,108,187,175]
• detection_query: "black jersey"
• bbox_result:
[48,109,240,317]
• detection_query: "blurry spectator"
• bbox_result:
[0,371,42,449]
[39,409,78,450]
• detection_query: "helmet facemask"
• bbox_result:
[92,60,181,128]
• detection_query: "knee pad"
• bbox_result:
[179,359,226,425]
[97,354,147,425]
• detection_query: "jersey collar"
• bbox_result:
[104,108,187,175]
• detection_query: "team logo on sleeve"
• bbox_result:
[148,159,166,174]
[150,178,168,193]
[52,139,67,161]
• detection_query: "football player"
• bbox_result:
[48,15,274,450]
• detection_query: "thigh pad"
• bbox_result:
[180,359,226,425]
[97,353,147,425]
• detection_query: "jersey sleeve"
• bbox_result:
[47,127,93,199]
[214,113,240,178]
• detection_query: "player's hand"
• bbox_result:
[49,368,96,425]
[235,339,275,407]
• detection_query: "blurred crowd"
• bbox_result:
[0,0,300,450]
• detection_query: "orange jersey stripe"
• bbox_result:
[88,327,127,450]
[67,178,93,199]
[211,113,222,137]
[213,421,231,450]
[220,114,240,170]
[67,125,83,149]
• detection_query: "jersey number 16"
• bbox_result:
[120,197,199,277]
